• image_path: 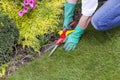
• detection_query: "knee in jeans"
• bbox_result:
[91,17,108,31]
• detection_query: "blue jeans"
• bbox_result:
[91,0,120,31]
[98,0,107,2]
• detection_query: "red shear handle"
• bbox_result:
[55,21,77,45]
[55,38,65,45]
[69,20,77,28]
[55,30,67,45]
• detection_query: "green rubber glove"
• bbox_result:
[63,2,76,29]
[63,25,85,51]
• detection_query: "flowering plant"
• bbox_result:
[0,0,65,51]
[18,0,37,16]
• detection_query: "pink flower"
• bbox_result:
[32,4,37,9]
[18,10,24,16]
[23,7,29,13]
[29,0,36,9]
[30,4,37,9]
[24,0,29,5]
[18,0,37,16]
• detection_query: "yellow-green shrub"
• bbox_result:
[0,0,65,51]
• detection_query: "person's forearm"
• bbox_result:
[66,0,91,29]
[78,15,91,29]
[67,0,78,4]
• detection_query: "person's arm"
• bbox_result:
[79,0,98,29]
[78,15,91,29]
[67,0,78,4]
[82,0,98,16]
[63,0,98,51]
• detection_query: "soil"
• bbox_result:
[5,34,59,77]
[0,78,5,80]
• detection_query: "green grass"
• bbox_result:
[6,26,120,80]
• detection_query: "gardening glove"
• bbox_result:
[63,2,76,29]
[63,25,85,51]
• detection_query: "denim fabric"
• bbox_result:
[98,0,107,2]
[91,0,120,31]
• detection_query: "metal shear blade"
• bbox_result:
[48,45,58,57]
[44,44,56,53]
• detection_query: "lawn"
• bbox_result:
[6,26,120,80]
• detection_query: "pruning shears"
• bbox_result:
[45,21,77,57]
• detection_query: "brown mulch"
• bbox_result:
[0,78,5,80]
[6,33,59,76]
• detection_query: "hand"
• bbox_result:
[63,25,84,51]
[63,2,76,29]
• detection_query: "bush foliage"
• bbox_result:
[0,12,19,66]
[0,0,65,51]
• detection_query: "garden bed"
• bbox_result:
[6,33,59,76]
[0,0,65,79]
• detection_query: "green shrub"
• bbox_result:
[0,12,19,66]
[0,0,65,51]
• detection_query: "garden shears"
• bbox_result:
[46,21,77,57]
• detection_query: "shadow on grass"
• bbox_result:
[84,25,120,46]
